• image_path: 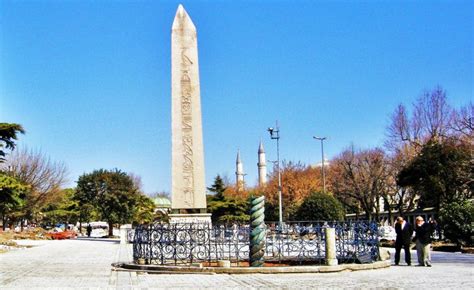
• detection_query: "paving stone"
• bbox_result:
[0,239,473,289]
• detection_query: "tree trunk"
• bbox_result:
[2,214,6,231]
[108,221,113,237]
[387,206,393,225]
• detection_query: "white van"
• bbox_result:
[88,222,109,238]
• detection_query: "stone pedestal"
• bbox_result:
[169,213,212,224]
[325,227,338,266]
[218,260,231,268]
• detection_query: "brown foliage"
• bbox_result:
[328,147,393,220]
[223,185,251,201]
[261,161,322,219]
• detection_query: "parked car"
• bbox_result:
[378,225,396,241]
[48,228,77,240]
[88,221,109,238]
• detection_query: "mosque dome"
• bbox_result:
[152,196,171,208]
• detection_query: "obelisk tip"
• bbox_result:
[172,4,196,31]
[177,4,184,16]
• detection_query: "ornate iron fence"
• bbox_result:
[133,221,378,265]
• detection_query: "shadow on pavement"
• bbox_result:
[74,237,120,244]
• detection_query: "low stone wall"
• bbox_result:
[112,260,391,274]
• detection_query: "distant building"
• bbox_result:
[152,196,171,215]
[310,159,330,168]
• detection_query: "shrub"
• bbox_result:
[294,192,345,221]
[438,200,474,246]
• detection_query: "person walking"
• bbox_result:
[394,216,413,266]
[86,224,92,238]
[414,216,436,267]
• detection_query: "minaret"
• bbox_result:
[236,150,244,191]
[257,141,267,186]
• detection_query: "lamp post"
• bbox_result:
[268,121,282,226]
[313,136,327,194]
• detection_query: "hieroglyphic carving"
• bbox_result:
[180,49,194,207]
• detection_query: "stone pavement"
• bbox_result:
[0,239,473,289]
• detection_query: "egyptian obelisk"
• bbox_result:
[170,5,207,217]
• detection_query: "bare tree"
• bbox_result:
[384,87,473,216]
[450,102,473,141]
[385,147,419,215]
[415,86,452,140]
[329,147,392,220]
[385,86,453,153]
[128,172,144,193]
[385,104,411,152]
[148,191,171,199]
[2,148,68,225]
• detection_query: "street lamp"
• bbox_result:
[313,136,327,194]
[268,121,282,226]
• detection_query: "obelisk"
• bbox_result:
[170,5,207,215]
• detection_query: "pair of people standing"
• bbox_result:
[394,216,436,267]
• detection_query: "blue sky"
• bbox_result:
[1,0,472,194]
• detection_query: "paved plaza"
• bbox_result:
[0,238,473,289]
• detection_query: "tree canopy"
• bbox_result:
[329,147,391,220]
[438,200,474,246]
[4,148,68,223]
[0,123,24,163]
[397,138,473,210]
[294,191,345,221]
[262,161,321,221]
[75,169,141,235]
[0,173,29,230]
[206,175,249,223]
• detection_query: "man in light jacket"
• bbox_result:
[414,216,436,267]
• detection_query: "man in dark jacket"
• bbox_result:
[394,217,413,266]
[86,224,92,238]
[414,216,436,267]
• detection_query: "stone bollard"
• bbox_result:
[217,260,231,268]
[325,227,338,266]
[120,224,132,244]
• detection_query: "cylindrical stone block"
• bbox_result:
[218,260,231,268]
[325,227,338,266]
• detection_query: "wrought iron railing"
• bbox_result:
[132,221,378,265]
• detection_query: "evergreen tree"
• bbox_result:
[0,123,24,163]
[0,173,29,230]
[207,175,226,200]
[206,175,249,223]
[398,138,473,210]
